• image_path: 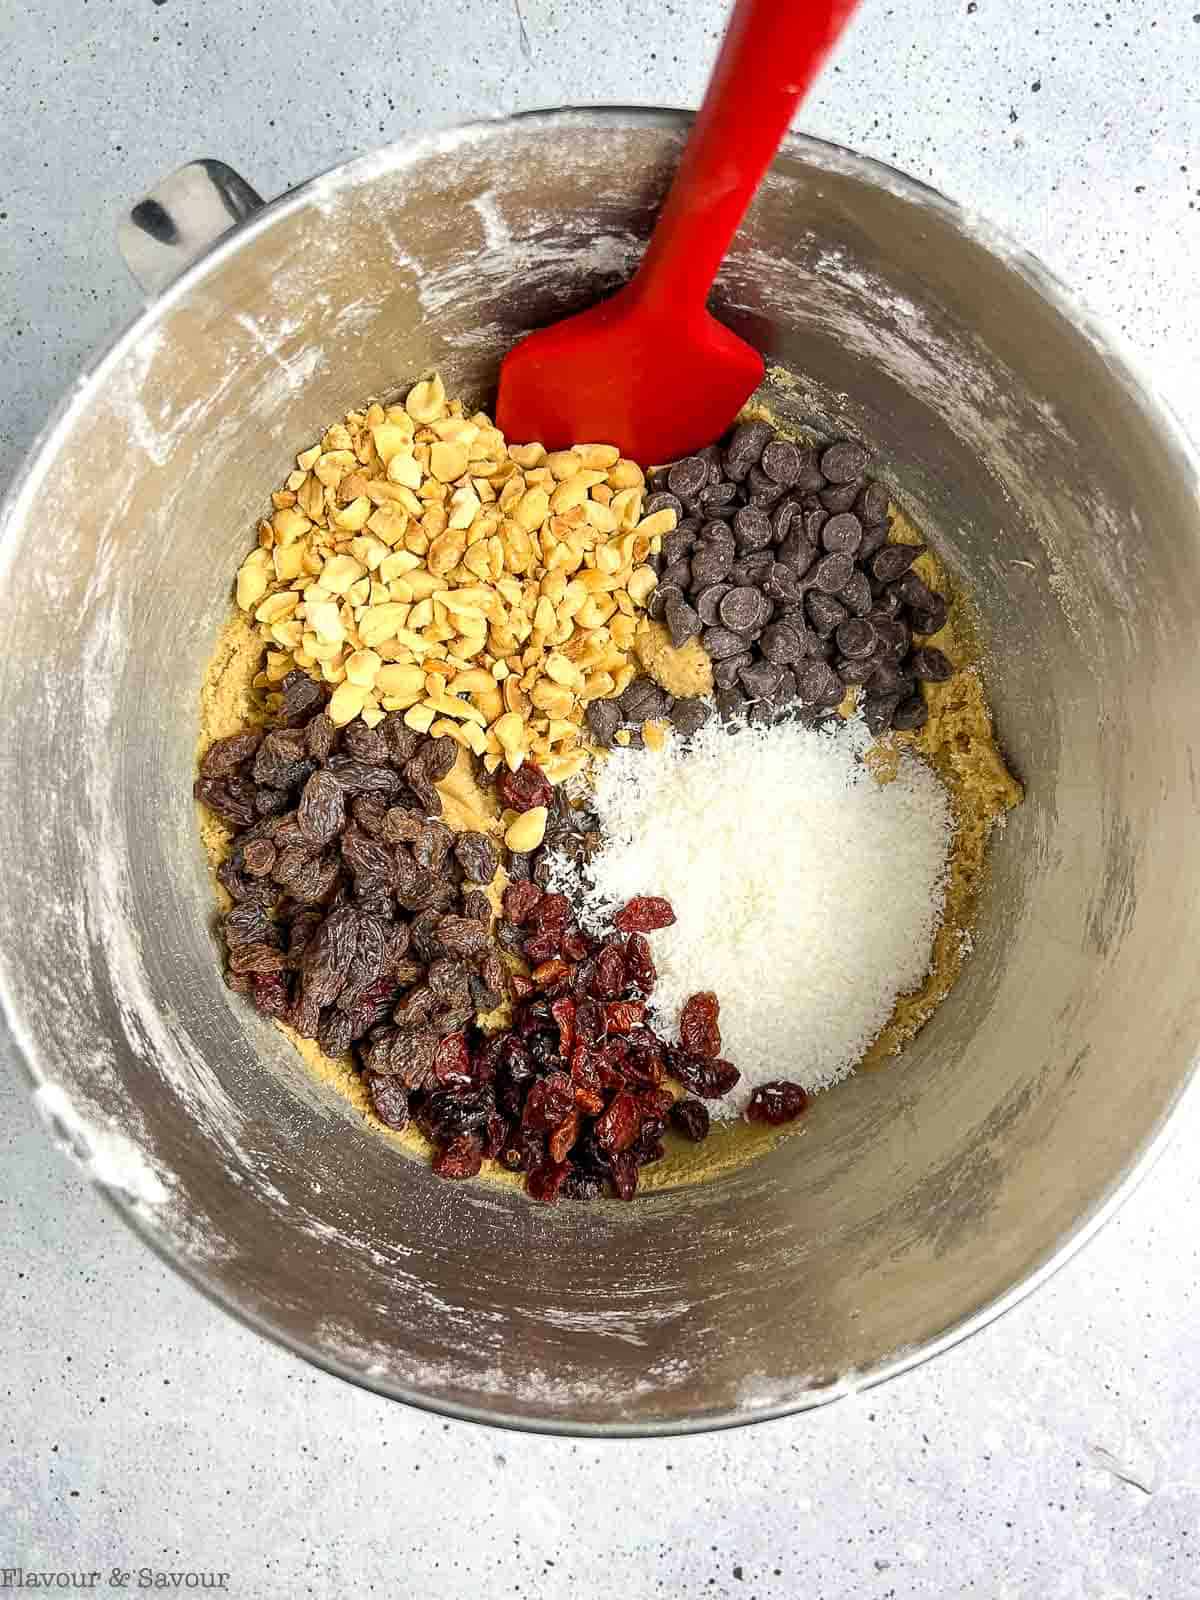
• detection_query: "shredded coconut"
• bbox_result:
[548,714,953,1115]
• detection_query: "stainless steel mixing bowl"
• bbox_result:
[3,108,1198,1435]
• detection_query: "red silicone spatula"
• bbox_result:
[495,0,860,463]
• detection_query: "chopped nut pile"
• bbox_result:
[235,373,670,785]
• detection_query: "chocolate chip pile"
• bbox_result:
[198,669,509,1063]
[606,422,956,737]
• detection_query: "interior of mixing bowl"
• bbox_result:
[3,109,1199,1433]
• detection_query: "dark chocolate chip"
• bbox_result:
[760,622,806,665]
[667,456,708,498]
[910,646,954,681]
[664,594,703,649]
[836,655,880,685]
[662,528,695,565]
[813,552,856,593]
[712,651,753,689]
[716,687,744,722]
[797,661,843,707]
[762,562,801,603]
[839,570,873,616]
[669,698,712,736]
[699,481,738,514]
[699,518,735,549]
[820,441,870,483]
[739,660,783,701]
[661,558,692,591]
[723,421,774,481]
[910,596,949,635]
[695,582,732,626]
[863,693,902,736]
[819,480,861,513]
[804,507,830,543]
[894,570,937,610]
[855,481,890,524]
[731,552,774,588]
[585,699,620,746]
[690,540,735,588]
[806,590,849,636]
[771,498,799,545]
[733,505,773,551]
[835,617,878,659]
[871,543,923,582]
[747,464,786,508]
[794,449,827,493]
[647,582,682,622]
[702,625,751,661]
[644,491,684,521]
[719,586,766,634]
[760,439,802,486]
[821,512,863,555]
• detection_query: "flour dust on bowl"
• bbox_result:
[2,109,1199,1434]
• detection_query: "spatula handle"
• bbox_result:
[632,0,859,313]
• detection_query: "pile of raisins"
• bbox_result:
[197,669,508,1063]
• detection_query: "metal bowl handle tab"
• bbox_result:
[117,159,264,297]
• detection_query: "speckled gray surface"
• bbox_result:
[2,1,1199,1594]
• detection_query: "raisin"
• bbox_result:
[497,763,553,813]
[526,1160,571,1203]
[608,1151,639,1201]
[437,915,489,958]
[420,1088,494,1142]
[305,713,337,762]
[252,729,312,790]
[453,831,499,884]
[614,896,676,933]
[560,1171,603,1202]
[745,1080,809,1125]
[380,806,423,845]
[299,905,359,1008]
[679,991,721,1058]
[503,879,543,925]
[414,820,453,872]
[194,776,259,829]
[461,889,492,926]
[200,731,261,778]
[379,713,424,766]
[594,1091,641,1154]
[318,1006,356,1058]
[341,721,389,763]
[326,757,404,799]
[278,671,325,727]
[669,1098,710,1141]
[432,1135,483,1180]
[365,1071,410,1131]
[297,770,345,846]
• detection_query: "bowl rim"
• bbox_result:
[4,103,1199,1439]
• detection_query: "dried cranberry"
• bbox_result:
[509,973,535,1002]
[432,1029,472,1087]
[550,996,576,1056]
[575,996,605,1044]
[591,943,626,999]
[560,926,593,963]
[499,1127,545,1173]
[530,892,571,931]
[680,991,721,1059]
[532,958,571,988]
[614,896,676,933]
[523,930,561,964]
[523,1072,575,1131]
[432,1135,483,1180]
[669,1098,710,1141]
[594,1091,641,1154]
[526,1160,571,1204]
[605,1000,646,1033]
[745,1080,809,1125]
[668,1050,741,1100]
[639,1087,676,1121]
[503,879,543,925]
[497,763,553,814]
[481,1113,510,1160]
[624,933,657,995]
[250,973,291,1020]
[622,1033,664,1086]
[548,1109,580,1164]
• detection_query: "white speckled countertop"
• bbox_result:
[2,1,1198,1593]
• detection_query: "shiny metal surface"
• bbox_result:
[2,109,1198,1435]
